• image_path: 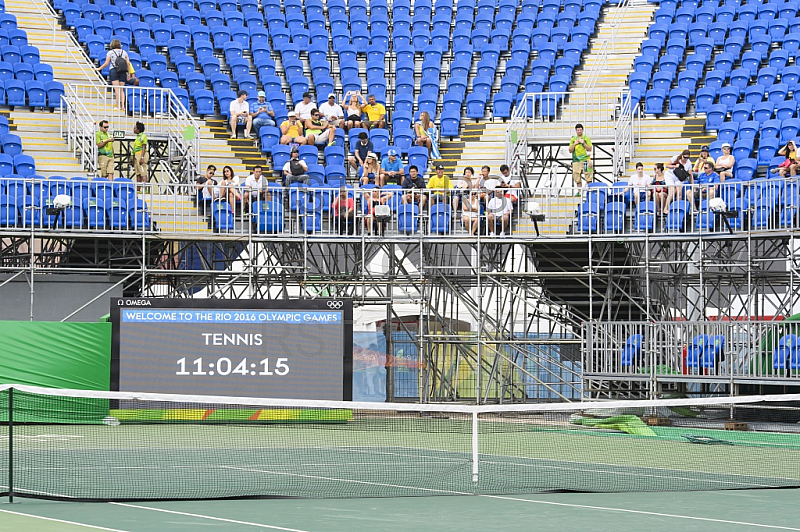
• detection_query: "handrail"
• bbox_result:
[61,85,98,175]
[505,92,528,180]
[613,89,634,177]
[583,0,631,91]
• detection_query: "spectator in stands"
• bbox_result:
[476,165,491,189]
[343,91,366,131]
[380,148,403,186]
[349,132,373,170]
[687,161,721,205]
[331,186,355,235]
[362,94,386,129]
[428,164,452,206]
[196,164,217,214]
[243,164,269,211]
[667,149,693,189]
[693,145,714,180]
[714,143,734,181]
[461,189,482,235]
[95,39,130,110]
[364,187,394,235]
[132,121,148,186]
[252,91,276,137]
[497,164,522,206]
[568,123,593,193]
[623,162,652,207]
[453,167,474,213]
[305,108,335,148]
[279,111,306,145]
[96,121,114,180]
[319,93,344,130]
[486,185,512,236]
[775,140,799,177]
[283,147,310,186]
[229,90,253,139]
[125,61,139,86]
[415,111,440,159]
[219,165,242,209]
[402,165,427,210]
[359,152,381,185]
[294,92,316,120]
[652,162,680,215]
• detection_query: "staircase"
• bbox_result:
[11,111,86,176]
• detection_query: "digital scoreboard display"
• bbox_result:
[111,299,353,400]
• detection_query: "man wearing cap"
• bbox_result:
[283,147,310,186]
[348,131,373,170]
[318,93,344,129]
[294,92,316,120]
[362,94,386,129]
[380,149,403,186]
[427,164,452,206]
[279,111,306,145]
[251,91,275,137]
[693,145,715,180]
[229,89,252,139]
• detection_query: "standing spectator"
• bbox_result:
[131,121,148,186]
[305,108,335,148]
[96,120,114,179]
[775,140,800,177]
[243,164,269,211]
[228,90,252,139]
[95,39,130,110]
[427,163,452,205]
[667,149,693,192]
[252,91,275,137]
[343,91,366,131]
[380,148,403,186]
[497,164,522,205]
[401,165,427,210]
[415,111,440,159]
[461,189,481,235]
[283,147,310,185]
[348,132,373,170]
[331,186,355,234]
[319,93,344,129]
[487,186,512,236]
[693,145,715,179]
[359,152,380,185]
[196,164,217,214]
[294,92,316,120]
[279,111,306,145]
[624,162,652,207]
[362,94,386,129]
[568,123,593,192]
[714,143,734,181]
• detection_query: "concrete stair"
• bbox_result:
[624,118,716,174]
[10,111,86,176]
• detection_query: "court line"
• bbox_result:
[0,509,128,531]
[477,495,800,531]
[110,503,312,532]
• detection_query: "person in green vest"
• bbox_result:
[132,121,148,186]
[96,120,114,179]
[569,123,593,193]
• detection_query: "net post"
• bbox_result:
[8,388,13,503]
[471,411,478,484]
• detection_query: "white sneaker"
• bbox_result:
[489,231,496,236]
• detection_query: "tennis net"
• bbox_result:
[2,384,800,501]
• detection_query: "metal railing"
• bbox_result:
[614,90,634,177]
[584,321,800,382]
[63,84,200,182]
[583,0,631,91]
[505,95,529,179]
[60,86,98,175]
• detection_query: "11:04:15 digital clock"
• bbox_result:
[176,357,289,376]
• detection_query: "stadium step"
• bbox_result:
[438,122,485,176]
[10,110,86,176]
[204,119,272,175]
[625,118,716,173]
[148,193,212,233]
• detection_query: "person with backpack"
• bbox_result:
[95,39,130,111]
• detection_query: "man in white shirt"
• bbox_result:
[243,164,269,212]
[293,92,316,120]
[623,162,652,206]
[283,147,310,186]
[487,186,513,236]
[497,164,522,204]
[318,93,344,128]
[229,90,252,139]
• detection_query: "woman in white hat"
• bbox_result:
[714,143,735,181]
[360,152,381,186]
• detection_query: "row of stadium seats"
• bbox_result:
[0,195,152,230]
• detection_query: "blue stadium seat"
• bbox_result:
[645,89,666,115]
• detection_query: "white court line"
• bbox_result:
[0,509,128,531]
[477,494,800,531]
[109,503,311,532]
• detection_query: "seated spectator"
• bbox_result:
[196,164,217,214]
[453,167,474,211]
[331,186,355,235]
[362,94,386,129]
[217,165,241,208]
[380,149,403,186]
[294,92,316,120]
[486,185,513,236]
[343,91,365,131]
[475,165,491,189]
[125,62,139,86]
[714,143,734,181]
[359,152,381,185]
[305,108,335,148]
[652,162,681,215]
[401,165,427,211]
[686,161,720,206]
[623,162,652,207]
[414,111,440,158]
[363,187,394,235]
[243,165,269,212]
[775,140,799,177]
[348,132,373,170]
[693,145,714,180]
[252,91,276,137]
[283,147,310,186]
[461,189,481,235]
[427,164,452,206]
[319,93,345,129]
[497,164,521,205]
[279,111,306,145]
[229,90,252,139]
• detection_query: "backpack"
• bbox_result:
[289,159,305,176]
[113,50,127,72]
